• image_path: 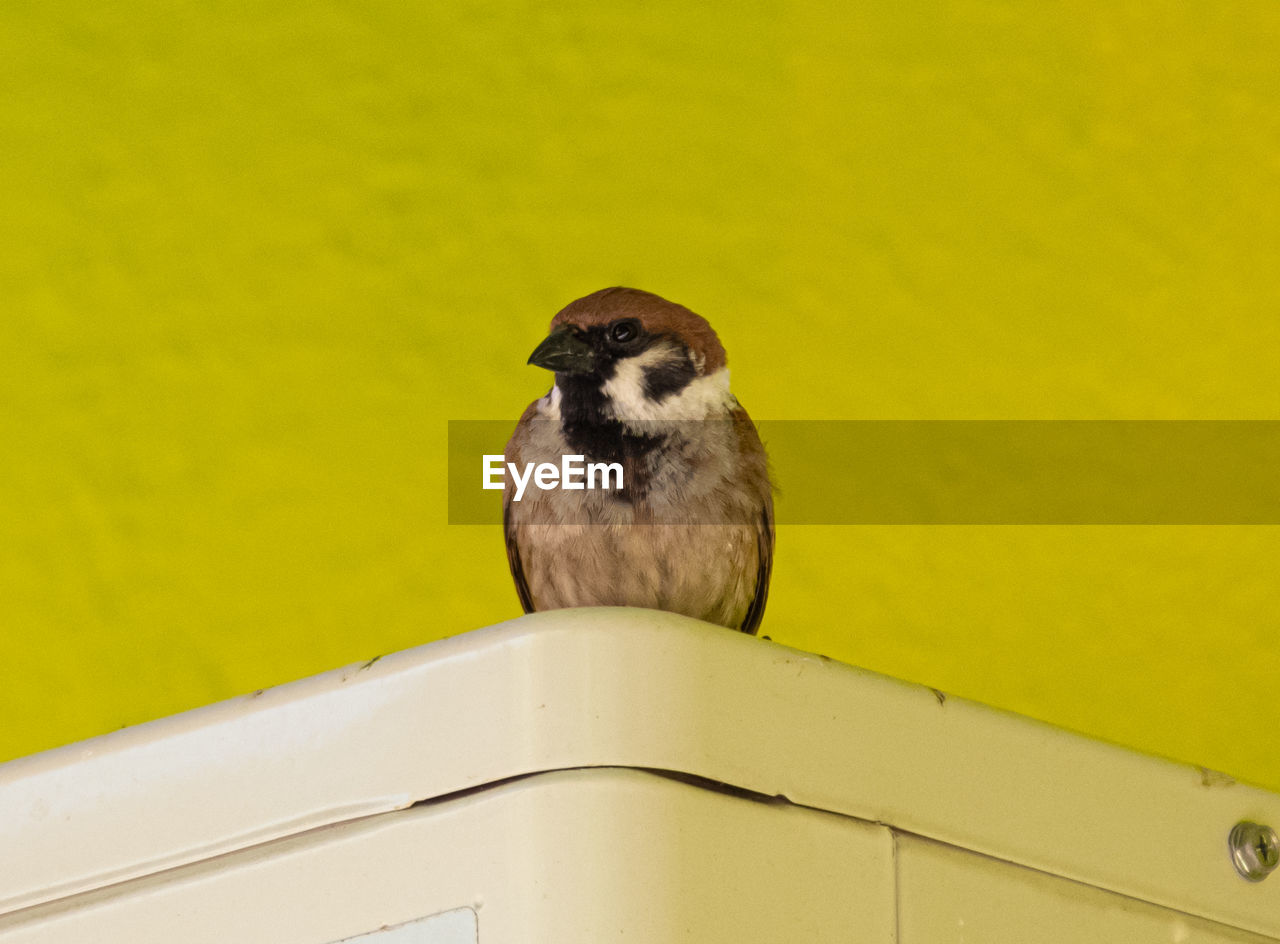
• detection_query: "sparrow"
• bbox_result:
[503,286,774,634]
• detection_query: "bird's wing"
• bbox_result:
[503,498,535,613]
[734,406,774,635]
[503,401,539,614]
[739,501,774,635]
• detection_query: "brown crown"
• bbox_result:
[551,287,728,373]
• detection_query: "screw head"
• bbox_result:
[1229,821,1280,882]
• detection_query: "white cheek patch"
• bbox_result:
[602,346,733,423]
[538,384,562,420]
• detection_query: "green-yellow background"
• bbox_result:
[3,2,1278,789]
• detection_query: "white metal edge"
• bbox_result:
[0,768,897,944]
[1,607,1277,935]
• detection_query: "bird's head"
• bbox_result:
[527,287,733,426]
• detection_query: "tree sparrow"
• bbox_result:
[503,287,774,633]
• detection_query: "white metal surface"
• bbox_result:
[331,909,477,944]
[897,833,1275,943]
[0,768,895,943]
[1,607,1278,937]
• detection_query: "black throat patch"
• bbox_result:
[555,373,663,502]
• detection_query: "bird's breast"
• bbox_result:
[515,520,762,628]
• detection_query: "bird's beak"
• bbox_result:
[527,326,596,375]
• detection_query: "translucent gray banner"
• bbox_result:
[448,420,1280,524]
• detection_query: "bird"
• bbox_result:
[503,286,774,634]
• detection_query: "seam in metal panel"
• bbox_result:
[891,827,901,944]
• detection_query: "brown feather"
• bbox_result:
[733,404,774,634]
[552,287,727,372]
[503,400,540,614]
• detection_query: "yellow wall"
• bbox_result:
[3,2,1278,790]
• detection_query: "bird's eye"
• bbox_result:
[610,320,640,344]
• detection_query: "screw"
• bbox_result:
[1229,821,1279,882]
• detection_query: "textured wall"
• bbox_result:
[3,2,1278,789]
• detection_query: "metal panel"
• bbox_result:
[328,909,477,944]
[0,768,895,944]
[1,608,1277,934]
[897,833,1277,943]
